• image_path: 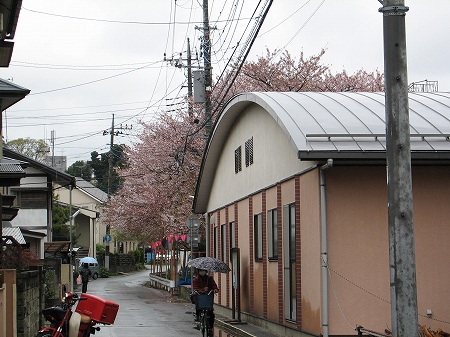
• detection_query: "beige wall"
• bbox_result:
[412,166,450,326]
[210,171,323,334]
[266,186,280,322]
[203,101,450,336]
[326,166,390,335]
[208,103,315,212]
[299,169,322,333]
[208,164,450,336]
[326,165,450,334]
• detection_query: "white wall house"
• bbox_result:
[55,177,108,259]
[3,148,76,259]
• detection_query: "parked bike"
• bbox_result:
[35,292,119,337]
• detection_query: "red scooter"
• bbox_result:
[36,292,119,337]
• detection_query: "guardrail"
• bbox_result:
[148,273,175,291]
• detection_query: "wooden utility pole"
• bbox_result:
[379,1,419,336]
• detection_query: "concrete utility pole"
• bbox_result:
[202,0,212,139]
[379,1,419,336]
[106,113,115,270]
[187,38,194,117]
[102,114,131,270]
[164,38,195,116]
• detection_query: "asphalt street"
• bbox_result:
[81,269,283,337]
[82,269,229,337]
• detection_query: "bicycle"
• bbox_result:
[194,290,215,337]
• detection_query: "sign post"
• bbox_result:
[186,215,200,290]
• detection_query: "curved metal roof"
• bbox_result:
[193,91,450,213]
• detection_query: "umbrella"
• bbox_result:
[187,257,231,273]
[79,257,98,264]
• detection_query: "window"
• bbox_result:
[221,224,227,262]
[283,203,296,321]
[254,213,263,261]
[245,137,253,167]
[235,146,242,173]
[229,221,236,248]
[13,190,47,209]
[214,226,219,258]
[268,208,278,259]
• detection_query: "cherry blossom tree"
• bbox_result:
[103,48,384,243]
[213,48,384,107]
[103,109,204,243]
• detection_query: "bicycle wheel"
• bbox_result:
[201,311,208,337]
[204,310,213,337]
[35,331,53,337]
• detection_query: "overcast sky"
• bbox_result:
[2,0,449,167]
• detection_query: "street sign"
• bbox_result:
[186,215,200,229]
[104,234,111,242]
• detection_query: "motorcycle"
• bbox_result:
[36,292,119,337]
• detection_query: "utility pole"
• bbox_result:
[187,38,193,116]
[379,2,419,337]
[106,114,115,270]
[202,0,212,139]
[50,130,55,167]
[164,38,196,116]
[102,114,131,270]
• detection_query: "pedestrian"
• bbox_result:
[193,268,219,334]
[79,263,92,293]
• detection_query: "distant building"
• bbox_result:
[44,155,67,172]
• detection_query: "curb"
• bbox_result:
[215,318,256,337]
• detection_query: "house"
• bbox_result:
[0,0,22,67]
[55,177,138,264]
[55,177,108,259]
[3,148,76,259]
[193,92,450,336]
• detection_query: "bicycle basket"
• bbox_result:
[195,293,214,310]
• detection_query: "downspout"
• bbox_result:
[205,212,210,257]
[320,159,333,337]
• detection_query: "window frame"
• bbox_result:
[267,208,278,260]
[254,213,263,261]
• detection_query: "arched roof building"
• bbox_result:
[195,91,450,213]
[193,92,450,337]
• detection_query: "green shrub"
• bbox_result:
[134,262,145,270]
[44,270,57,301]
[100,266,110,278]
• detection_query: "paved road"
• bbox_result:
[81,270,281,337]
[84,269,204,337]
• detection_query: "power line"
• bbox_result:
[22,7,252,25]
[28,62,161,96]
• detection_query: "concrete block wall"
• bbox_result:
[16,269,43,337]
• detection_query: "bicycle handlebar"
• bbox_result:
[192,289,215,295]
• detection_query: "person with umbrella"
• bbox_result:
[79,263,92,293]
[193,268,219,332]
[187,257,230,334]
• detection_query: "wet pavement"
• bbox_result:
[83,269,282,337]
